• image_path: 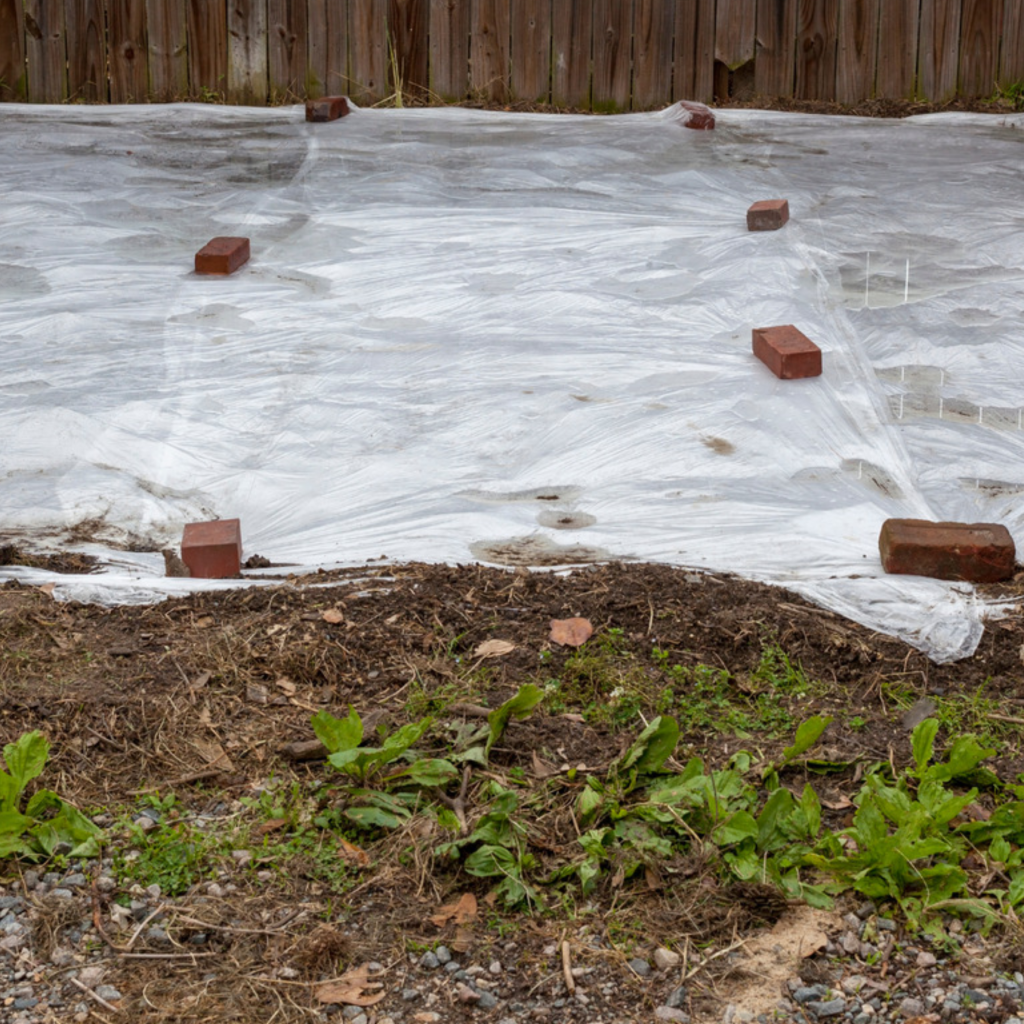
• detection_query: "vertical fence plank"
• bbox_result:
[25,0,67,102]
[1001,0,1024,86]
[633,0,672,108]
[0,0,27,99]
[551,0,591,107]
[959,0,1003,97]
[429,0,469,99]
[147,0,187,99]
[108,0,149,102]
[835,0,877,102]
[471,0,510,100]
[389,0,429,94]
[190,0,229,99]
[795,0,837,99]
[875,0,917,97]
[692,0,714,99]
[918,0,961,101]
[755,0,797,98]
[269,0,307,99]
[672,0,697,99]
[511,0,551,102]
[227,0,267,103]
[592,0,632,110]
[65,0,107,100]
[325,0,349,93]
[351,0,387,101]
[715,0,756,68]
[307,0,327,95]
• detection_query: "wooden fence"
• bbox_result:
[1,1,1022,110]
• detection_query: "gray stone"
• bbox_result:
[0,897,24,910]
[807,999,846,1017]
[916,951,937,968]
[876,918,897,931]
[63,874,87,888]
[665,986,687,1009]
[478,991,499,1010]
[419,951,440,970]
[401,988,421,1001]
[654,947,681,971]
[899,997,926,1017]
[444,962,461,974]
[13,998,37,1010]
[629,958,651,978]
[792,987,824,1004]
[78,967,105,989]
[50,887,74,899]
[654,1009,689,1023]
[95,986,122,1002]
[435,945,452,964]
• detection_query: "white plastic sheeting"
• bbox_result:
[1,102,1023,660]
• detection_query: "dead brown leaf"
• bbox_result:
[38,583,56,597]
[473,639,515,659]
[338,838,371,868]
[254,817,289,836]
[275,675,297,696]
[451,926,474,954]
[315,964,385,1007]
[429,892,478,928]
[322,608,344,624]
[549,617,593,647]
[191,736,235,773]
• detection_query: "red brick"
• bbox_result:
[195,237,250,275]
[879,519,1015,583]
[181,519,242,579]
[752,325,821,379]
[675,101,715,130]
[747,199,790,232]
[306,96,350,122]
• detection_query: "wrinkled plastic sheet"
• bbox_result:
[1,102,1023,661]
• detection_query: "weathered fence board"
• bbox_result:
[551,0,591,107]
[25,0,67,103]
[633,0,673,109]
[307,0,328,95]
[918,0,961,101]
[146,0,188,100]
[835,0,877,104]
[269,0,308,99]
[66,0,107,101]
[1001,0,1024,87]
[390,0,429,94]
[795,0,837,100]
[351,0,387,101]
[755,0,797,99]
[693,0,715,100]
[0,0,27,100]
[108,0,149,103]
[325,0,350,94]
[715,0,755,69]
[6,0,1022,110]
[471,0,510,100]
[511,0,551,102]
[875,0,918,97]
[429,0,469,99]
[227,0,267,103]
[592,0,632,111]
[959,0,1004,97]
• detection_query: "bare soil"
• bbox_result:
[2,558,1023,1022]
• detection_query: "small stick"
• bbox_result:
[126,904,168,950]
[988,713,1024,726]
[682,938,747,983]
[70,976,121,1013]
[561,941,575,994]
[127,767,225,795]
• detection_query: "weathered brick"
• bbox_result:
[675,101,715,130]
[181,519,242,579]
[195,237,250,275]
[752,325,821,379]
[747,199,790,231]
[305,96,350,122]
[879,519,1015,583]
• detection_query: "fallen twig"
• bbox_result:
[70,976,121,1013]
[561,940,575,995]
[682,938,747,983]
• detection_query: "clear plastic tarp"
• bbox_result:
[2,102,1022,661]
